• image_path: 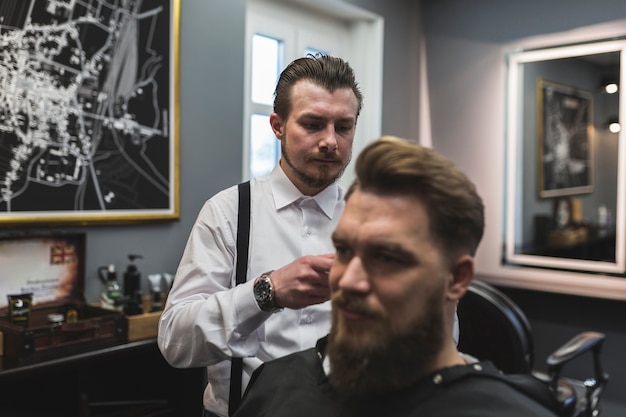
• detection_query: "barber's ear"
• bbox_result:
[446,255,474,302]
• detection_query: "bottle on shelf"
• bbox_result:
[123,254,144,316]
[99,264,123,311]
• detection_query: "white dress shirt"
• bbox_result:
[158,165,344,416]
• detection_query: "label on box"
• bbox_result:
[0,234,84,308]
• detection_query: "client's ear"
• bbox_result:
[446,255,474,302]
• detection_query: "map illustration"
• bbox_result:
[0,0,178,224]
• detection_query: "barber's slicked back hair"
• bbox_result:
[273,54,363,120]
[350,136,485,259]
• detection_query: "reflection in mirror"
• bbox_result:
[505,39,626,274]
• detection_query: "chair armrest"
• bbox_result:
[546,331,608,394]
[547,331,605,368]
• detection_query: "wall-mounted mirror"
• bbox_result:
[505,39,625,275]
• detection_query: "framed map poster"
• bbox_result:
[0,0,180,225]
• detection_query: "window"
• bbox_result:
[243,0,384,184]
[249,34,283,177]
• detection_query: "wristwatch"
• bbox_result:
[253,271,281,313]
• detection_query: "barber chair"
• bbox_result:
[457,280,609,417]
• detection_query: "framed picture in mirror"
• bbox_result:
[538,79,593,198]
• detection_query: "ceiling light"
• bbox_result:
[605,83,619,94]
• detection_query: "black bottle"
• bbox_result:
[123,254,143,299]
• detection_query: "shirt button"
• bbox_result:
[432,374,443,384]
[304,315,313,323]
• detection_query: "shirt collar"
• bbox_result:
[270,164,344,220]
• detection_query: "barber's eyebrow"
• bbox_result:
[300,113,355,122]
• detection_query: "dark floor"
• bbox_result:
[601,400,626,417]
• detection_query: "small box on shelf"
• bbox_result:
[0,233,127,365]
[126,311,161,342]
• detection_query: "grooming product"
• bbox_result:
[64,303,79,323]
[123,254,143,299]
[162,273,174,292]
[47,313,65,325]
[142,294,152,314]
[123,298,143,316]
[48,313,65,345]
[99,264,123,311]
[122,254,144,315]
[7,293,33,328]
[147,273,163,312]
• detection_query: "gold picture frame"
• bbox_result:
[0,0,180,226]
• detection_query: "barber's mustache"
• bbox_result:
[306,152,342,163]
[332,291,387,319]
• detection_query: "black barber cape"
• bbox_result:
[233,337,561,417]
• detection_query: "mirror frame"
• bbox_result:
[505,39,626,274]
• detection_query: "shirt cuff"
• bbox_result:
[232,278,269,341]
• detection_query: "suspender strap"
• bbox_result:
[228,180,251,416]
[235,181,251,287]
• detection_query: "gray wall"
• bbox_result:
[343,0,423,139]
[421,0,626,413]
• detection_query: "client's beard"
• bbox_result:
[326,289,445,398]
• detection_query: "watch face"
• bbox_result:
[254,274,278,312]
[254,280,272,302]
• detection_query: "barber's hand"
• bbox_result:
[270,254,334,309]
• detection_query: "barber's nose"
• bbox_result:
[319,125,338,151]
